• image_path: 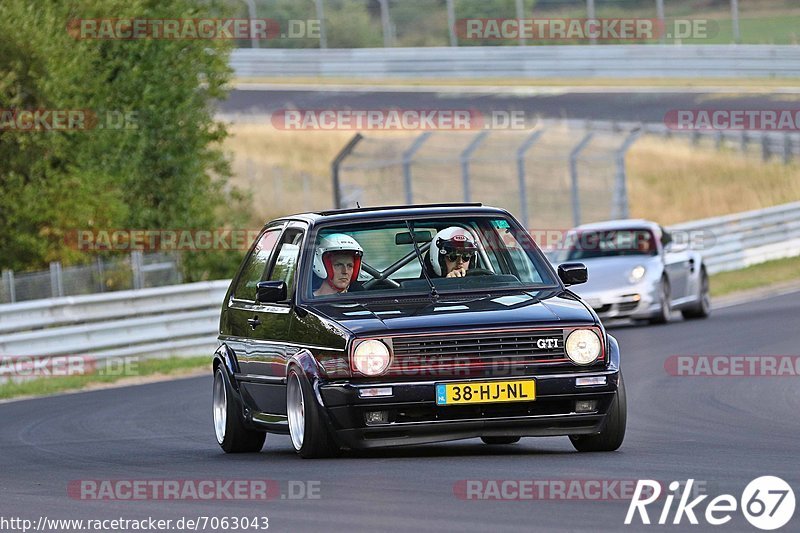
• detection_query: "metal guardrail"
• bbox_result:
[669,201,800,275]
[1,201,799,364]
[230,45,800,79]
[0,280,229,360]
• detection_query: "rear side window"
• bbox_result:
[233,229,281,301]
[267,230,304,297]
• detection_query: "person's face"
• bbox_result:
[328,252,355,290]
[444,251,472,274]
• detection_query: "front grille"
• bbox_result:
[388,329,569,376]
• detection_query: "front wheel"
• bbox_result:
[682,268,711,320]
[569,373,627,452]
[287,368,339,459]
[648,278,671,325]
[213,367,265,453]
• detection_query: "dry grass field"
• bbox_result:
[223,124,800,227]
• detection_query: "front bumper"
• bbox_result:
[318,370,620,449]
[580,285,659,320]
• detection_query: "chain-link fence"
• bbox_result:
[0,252,181,304]
[333,121,641,229]
[226,0,772,48]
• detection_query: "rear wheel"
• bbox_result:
[287,368,339,459]
[648,278,671,325]
[569,373,626,452]
[682,268,711,320]
[480,436,521,445]
[213,367,265,453]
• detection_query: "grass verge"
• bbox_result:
[0,355,209,401]
[710,255,800,297]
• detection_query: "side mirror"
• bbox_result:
[558,263,588,286]
[661,230,673,248]
[256,280,287,303]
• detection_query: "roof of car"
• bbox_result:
[573,219,662,233]
[270,203,511,226]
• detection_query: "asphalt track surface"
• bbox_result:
[220,88,800,124]
[2,291,799,532]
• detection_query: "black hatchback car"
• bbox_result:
[212,204,626,458]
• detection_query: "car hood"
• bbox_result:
[306,288,595,336]
[563,256,659,294]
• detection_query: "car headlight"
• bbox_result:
[565,329,602,365]
[629,265,646,284]
[352,340,391,376]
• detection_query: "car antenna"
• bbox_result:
[405,220,439,300]
[356,202,361,208]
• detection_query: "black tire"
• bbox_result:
[480,436,521,445]
[569,373,627,452]
[682,267,711,320]
[648,277,671,325]
[213,366,266,453]
[287,367,339,459]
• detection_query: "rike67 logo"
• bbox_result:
[626,477,795,530]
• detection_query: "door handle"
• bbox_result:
[247,316,261,330]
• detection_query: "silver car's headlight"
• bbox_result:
[629,265,646,284]
[565,329,602,365]
[352,339,391,376]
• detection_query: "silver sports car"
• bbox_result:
[549,220,711,324]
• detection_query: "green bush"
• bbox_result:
[0,0,250,281]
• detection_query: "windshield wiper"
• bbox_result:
[405,220,439,300]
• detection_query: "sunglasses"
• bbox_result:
[445,252,475,263]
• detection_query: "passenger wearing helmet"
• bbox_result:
[312,233,364,297]
[425,226,478,278]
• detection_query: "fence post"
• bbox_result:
[715,130,724,150]
[656,0,665,43]
[131,251,144,290]
[613,128,643,220]
[761,135,770,161]
[515,0,526,46]
[569,132,594,227]
[446,0,457,46]
[2,269,15,303]
[516,129,546,229]
[96,256,106,292]
[314,0,327,49]
[331,133,363,209]
[586,0,596,45]
[402,132,433,205]
[740,131,748,153]
[50,261,64,298]
[460,131,489,202]
[242,0,259,48]
[783,134,792,164]
[730,0,741,44]
[379,0,392,47]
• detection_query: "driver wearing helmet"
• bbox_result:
[312,233,364,297]
[426,226,478,278]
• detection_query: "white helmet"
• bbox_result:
[313,233,364,282]
[429,226,478,276]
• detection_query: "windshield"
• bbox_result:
[304,216,556,301]
[555,228,658,261]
